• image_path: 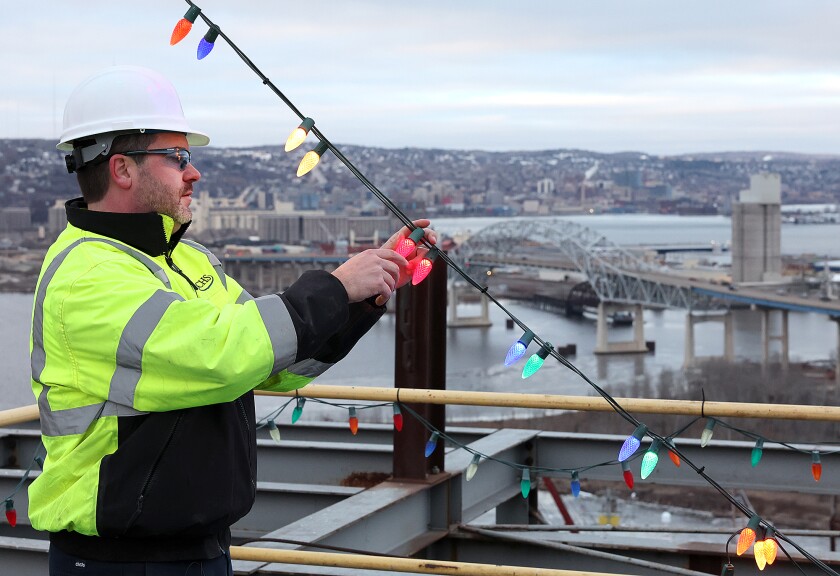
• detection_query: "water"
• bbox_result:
[5,215,839,421]
[432,214,840,257]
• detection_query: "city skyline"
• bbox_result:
[4,1,840,155]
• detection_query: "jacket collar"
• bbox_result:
[65,198,191,257]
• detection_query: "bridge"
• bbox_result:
[450,219,840,375]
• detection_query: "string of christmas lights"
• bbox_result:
[169,4,839,574]
[0,445,45,528]
[252,396,840,574]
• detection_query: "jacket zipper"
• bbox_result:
[165,254,199,292]
[126,412,183,529]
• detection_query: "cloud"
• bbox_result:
[3,0,840,154]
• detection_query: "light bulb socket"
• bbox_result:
[746,515,762,532]
[632,424,648,442]
[299,117,315,133]
[536,342,553,360]
[754,438,764,450]
[519,330,535,347]
[621,460,631,472]
[311,141,329,157]
[647,438,662,455]
[704,418,717,431]
[4,500,13,512]
[349,407,357,418]
[812,450,821,463]
[424,247,440,263]
[407,227,425,244]
[203,26,220,43]
[571,470,579,481]
[184,5,201,23]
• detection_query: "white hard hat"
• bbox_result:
[58,65,209,171]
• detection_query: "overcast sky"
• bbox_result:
[4,1,840,155]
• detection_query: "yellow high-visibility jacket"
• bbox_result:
[29,199,384,562]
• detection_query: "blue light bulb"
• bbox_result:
[504,330,534,366]
[197,38,215,59]
[618,424,647,462]
[571,471,581,497]
[197,27,219,60]
[424,432,440,458]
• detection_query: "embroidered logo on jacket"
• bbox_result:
[195,274,214,291]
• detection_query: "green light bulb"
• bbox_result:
[521,342,552,379]
[751,438,764,467]
[520,469,531,498]
[291,397,305,424]
[640,439,662,479]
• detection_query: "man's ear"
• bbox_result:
[109,155,134,190]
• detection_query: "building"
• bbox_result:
[0,207,31,233]
[731,173,782,283]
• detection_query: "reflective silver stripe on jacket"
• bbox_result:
[38,384,144,437]
[32,238,170,383]
[181,239,227,290]
[235,289,254,305]
[254,295,297,376]
[286,358,332,378]
[108,290,184,408]
[32,238,172,436]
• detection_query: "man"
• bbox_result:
[30,65,435,575]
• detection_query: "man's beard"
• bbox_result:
[136,173,192,224]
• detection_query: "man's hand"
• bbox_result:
[332,249,407,304]
[332,219,437,305]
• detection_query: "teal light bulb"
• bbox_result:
[640,439,662,479]
[751,438,764,467]
[521,342,552,379]
[291,397,305,424]
[520,469,531,498]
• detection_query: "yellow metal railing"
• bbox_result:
[229,547,631,576]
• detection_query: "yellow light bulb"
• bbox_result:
[297,151,321,177]
[285,128,307,152]
[284,118,314,152]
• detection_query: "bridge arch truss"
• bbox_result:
[450,218,725,311]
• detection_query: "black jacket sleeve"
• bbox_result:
[279,270,387,364]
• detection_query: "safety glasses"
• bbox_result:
[121,147,192,171]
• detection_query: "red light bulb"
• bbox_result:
[411,248,439,285]
[396,228,425,258]
[621,461,634,489]
[812,451,822,482]
[666,439,681,467]
[170,6,201,46]
[4,500,15,527]
[348,408,359,435]
[392,404,404,432]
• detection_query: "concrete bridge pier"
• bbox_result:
[684,311,734,368]
[761,308,789,379]
[835,318,840,389]
[594,303,647,354]
[448,281,492,328]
